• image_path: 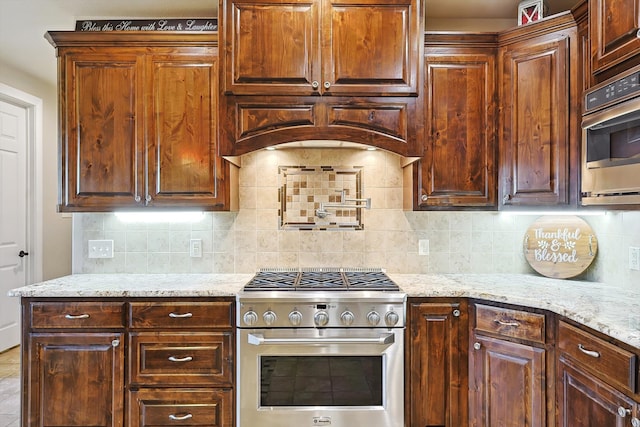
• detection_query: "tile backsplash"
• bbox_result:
[73,147,640,290]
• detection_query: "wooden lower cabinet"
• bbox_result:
[469,334,546,427]
[558,360,637,427]
[25,332,125,427]
[407,300,468,427]
[557,320,640,427]
[128,388,233,427]
[21,298,235,427]
[469,302,552,427]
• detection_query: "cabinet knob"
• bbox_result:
[145,195,152,203]
[421,195,428,202]
[502,193,512,204]
[473,342,481,350]
[323,81,331,89]
[311,81,320,89]
[112,339,120,347]
[135,195,141,203]
[637,29,640,39]
[617,407,632,418]
[452,309,461,317]
[631,417,640,427]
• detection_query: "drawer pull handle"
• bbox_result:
[65,313,90,320]
[495,319,519,327]
[578,343,600,358]
[168,413,193,421]
[169,312,193,318]
[168,356,193,363]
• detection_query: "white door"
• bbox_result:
[0,98,26,351]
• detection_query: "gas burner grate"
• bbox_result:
[297,270,347,290]
[243,269,299,291]
[243,268,399,291]
[343,270,399,291]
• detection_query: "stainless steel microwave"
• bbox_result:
[582,67,640,206]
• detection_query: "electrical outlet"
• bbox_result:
[88,240,114,258]
[190,239,203,258]
[419,239,430,255]
[629,247,640,271]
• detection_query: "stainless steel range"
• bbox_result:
[236,268,406,427]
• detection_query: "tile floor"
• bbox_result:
[0,346,20,427]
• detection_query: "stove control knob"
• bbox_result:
[385,311,400,326]
[288,310,303,326]
[314,311,329,327]
[263,310,277,326]
[340,311,355,326]
[243,310,258,326]
[367,311,381,326]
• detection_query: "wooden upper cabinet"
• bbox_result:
[590,0,640,78]
[47,32,231,212]
[220,0,422,96]
[417,37,497,209]
[147,54,226,207]
[62,53,142,209]
[498,16,579,208]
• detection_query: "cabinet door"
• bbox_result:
[60,53,143,210]
[147,51,228,208]
[221,0,320,95]
[25,333,125,427]
[419,51,497,208]
[590,0,640,76]
[558,359,636,427]
[469,334,545,427]
[499,31,576,207]
[408,301,468,427]
[322,0,421,96]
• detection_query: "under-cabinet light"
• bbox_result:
[114,211,205,223]
[499,210,606,217]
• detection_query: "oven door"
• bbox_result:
[237,328,404,427]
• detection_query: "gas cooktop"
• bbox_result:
[243,268,399,292]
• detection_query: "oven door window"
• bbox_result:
[260,356,383,407]
[586,109,640,168]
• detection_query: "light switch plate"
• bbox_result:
[88,240,114,258]
[419,239,430,255]
[190,239,203,258]
[629,247,640,271]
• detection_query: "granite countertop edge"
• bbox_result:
[8,273,640,350]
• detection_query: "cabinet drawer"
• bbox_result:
[129,332,233,386]
[474,304,545,344]
[128,388,233,427]
[30,302,125,329]
[558,321,637,394]
[129,301,233,329]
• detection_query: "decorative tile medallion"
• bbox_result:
[278,166,364,230]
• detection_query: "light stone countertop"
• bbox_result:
[8,273,640,350]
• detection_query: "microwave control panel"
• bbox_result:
[585,71,640,113]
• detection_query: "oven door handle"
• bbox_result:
[247,332,395,346]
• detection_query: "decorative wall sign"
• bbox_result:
[75,19,217,32]
[517,0,548,26]
[523,216,598,279]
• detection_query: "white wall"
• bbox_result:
[0,61,72,280]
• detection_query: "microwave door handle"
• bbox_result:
[247,333,395,346]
